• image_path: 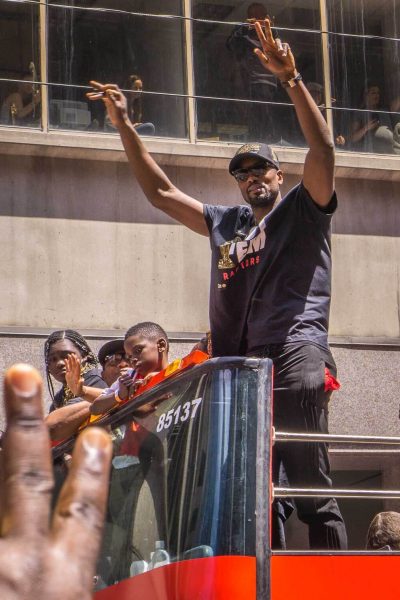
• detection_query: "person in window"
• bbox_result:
[44,329,107,441]
[0,74,40,126]
[127,74,155,136]
[91,321,170,416]
[226,3,278,142]
[127,74,143,124]
[366,512,400,551]
[305,82,345,147]
[349,83,393,153]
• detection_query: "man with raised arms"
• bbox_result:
[88,20,347,550]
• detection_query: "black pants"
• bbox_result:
[250,342,348,550]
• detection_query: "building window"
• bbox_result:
[192,0,322,147]
[0,0,399,157]
[0,0,40,128]
[47,1,187,137]
[328,0,400,154]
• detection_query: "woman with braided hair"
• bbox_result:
[44,329,107,441]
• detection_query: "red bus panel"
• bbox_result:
[271,555,400,600]
[95,556,255,600]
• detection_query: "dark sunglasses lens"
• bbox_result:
[105,353,129,364]
[233,171,248,182]
[233,164,268,181]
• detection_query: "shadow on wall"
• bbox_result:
[1,154,399,236]
[0,154,242,225]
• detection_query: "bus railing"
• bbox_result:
[273,430,400,499]
[274,487,400,499]
[274,431,400,445]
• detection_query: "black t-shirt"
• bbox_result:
[204,183,337,357]
[49,367,107,412]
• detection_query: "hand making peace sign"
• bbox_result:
[253,19,298,83]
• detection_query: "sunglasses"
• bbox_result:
[232,162,276,182]
[104,352,130,365]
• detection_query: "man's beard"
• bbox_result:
[246,187,279,208]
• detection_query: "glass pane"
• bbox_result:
[327,0,400,38]
[194,22,322,104]
[0,0,40,127]
[99,367,257,586]
[192,0,320,30]
[49,0,183,17]
[48,84,188,138]
[332,107,400,154]
[48,7,186,96]
[329,34,400,113]
[51,364,260,589]
[196,97,310,147]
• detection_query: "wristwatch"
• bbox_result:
[281,73,302,88]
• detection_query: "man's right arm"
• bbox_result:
[88,82,209,237]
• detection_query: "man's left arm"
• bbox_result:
[254,20,334,208]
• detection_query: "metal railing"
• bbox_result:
[274,431,400,445]
[274,487,400,499]
[273,430,400,500]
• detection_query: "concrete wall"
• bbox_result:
[0,152,399,337]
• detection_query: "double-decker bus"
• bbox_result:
[52,351,400,599]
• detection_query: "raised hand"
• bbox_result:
[65,353,83,397]
[0,364,112,600]
[87,81,129,128]
[253,19,297,83]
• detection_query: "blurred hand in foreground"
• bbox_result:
[0,364,112,600]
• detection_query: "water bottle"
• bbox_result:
[149,540,170,569]
[129,560,148,577]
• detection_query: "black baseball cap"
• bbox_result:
[229,142,280,174]
[98,339,125,367]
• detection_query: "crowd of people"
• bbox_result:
[44,322,173,442]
